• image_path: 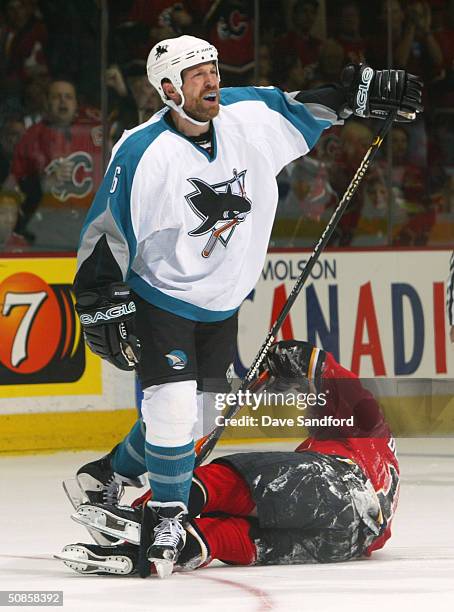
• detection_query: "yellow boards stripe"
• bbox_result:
[0,409,137,455]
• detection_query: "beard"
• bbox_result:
[184,96,220,122]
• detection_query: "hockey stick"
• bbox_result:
[195,111,396,466]
[202,218,239,258]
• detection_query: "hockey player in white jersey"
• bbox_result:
[72,34,422,578]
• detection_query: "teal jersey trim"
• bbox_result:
[220,86,332,150]
[128,271,238,322]
[78,117,169,268]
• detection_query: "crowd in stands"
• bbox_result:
[0,0,452,251]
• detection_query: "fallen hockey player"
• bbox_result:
[56,340,399,576]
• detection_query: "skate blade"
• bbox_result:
[71,505,140,545]
[62,478,88,510]
[63,480,117,546]
[54,545,134,575]
[150,558,174,579]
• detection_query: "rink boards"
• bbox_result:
[0,249,453,452]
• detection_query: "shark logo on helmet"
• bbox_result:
[185,169,251,258]
[155,44,169,60]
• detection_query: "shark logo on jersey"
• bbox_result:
[165,350,188,370]
[185,169,251,258]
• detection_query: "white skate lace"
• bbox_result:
[153,517,185,548]
[103,476,124,505]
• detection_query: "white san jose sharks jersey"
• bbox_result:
[75,86,338,322]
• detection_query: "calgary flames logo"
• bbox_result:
[0,272,85,383]
[44,151,93,202]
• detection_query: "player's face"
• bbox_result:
[181,62,220,122]
[47,82,78,127]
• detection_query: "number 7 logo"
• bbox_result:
[2,292,48,367]
[0,272,85,382]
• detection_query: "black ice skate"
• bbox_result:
[63,447,144,545]
[69,477,208,548]
[75,446,144,505]
[146,501,188,579]
[71,503,142,544]
[55,542,138,575]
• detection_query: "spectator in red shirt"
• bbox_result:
[0,0,48,92]
[5,79,103,251]
[278,0,322,74]
[368,0,443,85]
[128,0,194,46]
[303,38,346,89]
[203,0,255,87]
[390,125,435,246]
[328,120,385,246]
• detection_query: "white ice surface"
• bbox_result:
[0,439,453,612]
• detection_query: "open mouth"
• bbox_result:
[203,92,217,103]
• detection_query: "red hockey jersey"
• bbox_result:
[295,352,400,555]
[11,111,103,209]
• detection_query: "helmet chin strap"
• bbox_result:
[166,99,211,128]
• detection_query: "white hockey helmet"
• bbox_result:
[147,35,219,120]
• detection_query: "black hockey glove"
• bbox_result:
[341,63,423,122]
[75,282,141,371]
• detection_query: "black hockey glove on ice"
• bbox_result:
[75,282,141,371]
[341,63,423,122]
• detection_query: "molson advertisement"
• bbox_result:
[232,248,453,439]
[235,249,453,380]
